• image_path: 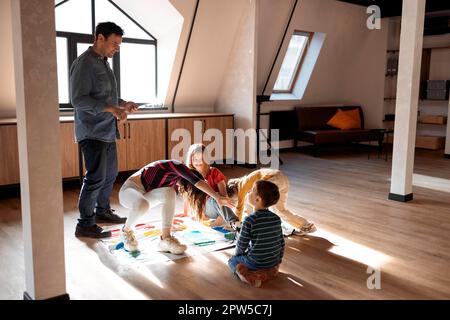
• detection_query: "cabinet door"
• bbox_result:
[126,119,166,170]
[60,122,80,178]
[0,125,20,185]
[204,116,234,162]
[167,118,204,162]
[116,122,128,172]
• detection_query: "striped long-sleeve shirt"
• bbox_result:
[235,209,285,269]
[140,160,202,192]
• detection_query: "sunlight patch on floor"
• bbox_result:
[413,174,450,193]
[192,251,211,263]
[132,265,164,289]
[287,277,304,287]
[210,251,232,266]
[313,228,391,268]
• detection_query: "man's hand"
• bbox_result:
[105,105,127,122]
[122,101,138,113]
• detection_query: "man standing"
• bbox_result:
[70,22,138,238]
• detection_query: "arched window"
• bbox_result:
[55,0,161,110]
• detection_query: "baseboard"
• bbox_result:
[444,154,450,159]
[388,193,413,202]
[24,291,70,300]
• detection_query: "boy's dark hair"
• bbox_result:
[255,180,280,208]
[95,22,124,40]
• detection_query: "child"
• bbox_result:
[228,180,284,287]
[185,143,239,227]
[118,159,234,255]
[227,168,316,234]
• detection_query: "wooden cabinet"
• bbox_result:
[60,122,80,178]
[0,125,20,185]
[204,116,234,162]
[0,114,233,186]
[117,119,166,171]
[0,123,79,185]
[168,116,234,162]
[168,117,205,162]
[116,121,128,172]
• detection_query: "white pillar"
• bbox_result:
[445,99,450,158]
[11,0,68,299]
[389,0,426,202]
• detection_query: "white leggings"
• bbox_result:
[118,178,175,229]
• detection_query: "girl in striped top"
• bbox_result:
[228,180,285,287]
[118,160,234,255]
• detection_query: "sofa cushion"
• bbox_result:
[295,106,365,130]
[327,109,360,130]
[342,108,361,128]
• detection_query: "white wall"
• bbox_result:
[0,0,16,118]
[215,0,257,163]
[256,0,389,136]
[171,0,248,113]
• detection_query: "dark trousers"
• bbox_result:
[78,139,118,227]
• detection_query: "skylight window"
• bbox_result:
[273,31,311,93]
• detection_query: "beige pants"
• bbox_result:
[244,171,308,229]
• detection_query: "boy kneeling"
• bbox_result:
[228,180,285,287]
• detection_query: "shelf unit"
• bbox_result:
[382,50,449,150]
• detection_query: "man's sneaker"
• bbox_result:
[235,264,262,288]
[75,224,111,239]
[120,228,139,253]
[157,236,187,255]
[95,209,127,224]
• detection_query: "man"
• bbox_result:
[70,22,138,238]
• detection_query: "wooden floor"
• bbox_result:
[1,148,450,300]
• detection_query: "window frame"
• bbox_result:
[55,0,160,111]
[273,31,313,94]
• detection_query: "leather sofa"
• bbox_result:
[269,105,384,157]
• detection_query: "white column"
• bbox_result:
[11,0,67,299]
[389,0,426,202]
[445,99,450,158]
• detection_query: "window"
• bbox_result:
[55,0,161,110]
[273,31,312,93]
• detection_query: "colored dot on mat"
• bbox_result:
[130,250,141,258]
[115,242,124,250]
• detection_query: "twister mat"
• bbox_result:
[100,216,236,266]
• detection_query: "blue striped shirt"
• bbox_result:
[235,209,285,269]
